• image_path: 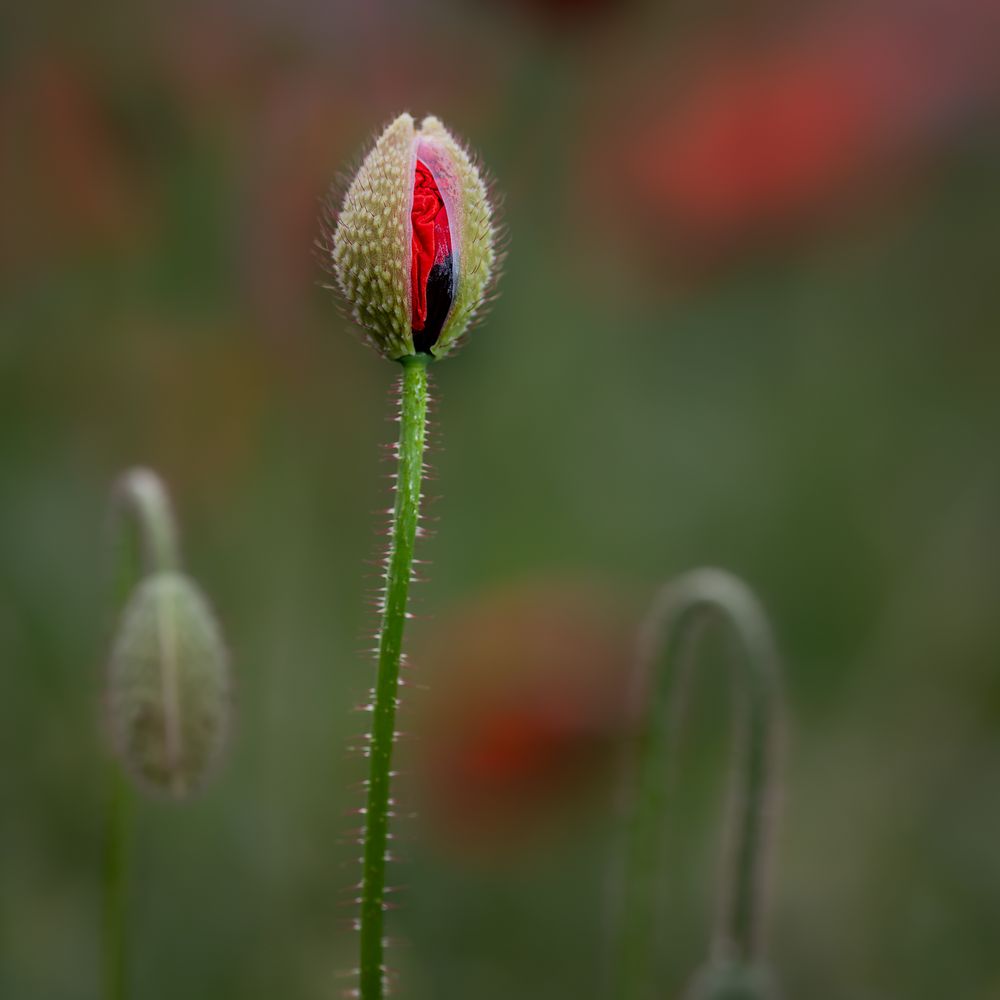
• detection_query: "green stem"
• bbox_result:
[113,468,181,577]
[614,569,781,998]
[102,467,181,1000]
[103,762,131,1000]
[359,355,430,1000]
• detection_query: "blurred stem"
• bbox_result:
[614,569,781,999]
[103,762,131,1000]
[359,355,430,1000]
[102,468,181,1000]
[112,468,181,577]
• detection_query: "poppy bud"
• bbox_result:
[326,112,497,360]
[684,961,779,1000]
[106,572,231,798]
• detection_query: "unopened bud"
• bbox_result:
[684,961,779,1000]
[106,572,231,798]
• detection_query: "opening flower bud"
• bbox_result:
[327,112,497,360]
[106,572,231,798]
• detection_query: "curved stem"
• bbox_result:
[112,468,181,577]
[359,355,430,1000]
[102,468,181,1000]
[613,568,781,999]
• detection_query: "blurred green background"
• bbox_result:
[2,0,1000,997]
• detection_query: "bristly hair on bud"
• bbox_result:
[106,571,231,798]
[319,112,500,361]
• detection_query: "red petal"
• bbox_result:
[410,159,451,333]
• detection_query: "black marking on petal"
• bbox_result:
[413,253,454,355]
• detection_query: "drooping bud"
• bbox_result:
[684,961,779,1000]
[106,572,231,798]
[326,112,498,361]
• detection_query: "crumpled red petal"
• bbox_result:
[410,159,452,332]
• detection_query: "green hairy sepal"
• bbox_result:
[330,112,497,360]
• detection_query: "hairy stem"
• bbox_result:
[359,354,430,1000]
[103,468,181,1000]
[614,568,781,999]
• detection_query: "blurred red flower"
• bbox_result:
[589,0,1000,258]
[411,581,634,859]
[1,53,145,272]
